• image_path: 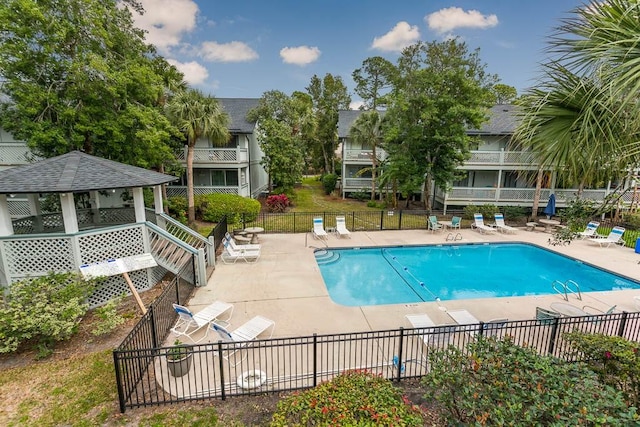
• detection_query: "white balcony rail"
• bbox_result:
[443,187,610,204]
[166,185,241,197]
[344,149,387,162]
[466,150,536,165]
[177,147,248,163]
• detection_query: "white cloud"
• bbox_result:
[349,100,365,110]
[166,59,208,85]
[128,0,199,52]
[279,46,321,66]
[371,21,420,52]
[426,7,498,34]
[200,41,259,62]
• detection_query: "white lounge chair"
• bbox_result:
[587,226,625,247]
[221,240,260,264]
[482,318,509,337]
[335,216,351,238]
[493,213,517,234]
[224,232,261,251]
[312,217,328,240]
[171,301,234,343]
[471,213,496,234]
[446,309,508,337]
[577,221,600,239]
[405,314,454,347]
[211,315,276,365]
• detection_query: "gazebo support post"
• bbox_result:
[153,185,166,229]
[90,191,102,225]
[132,187,146,223]
[0,194,14,236]
[59,193,79,234]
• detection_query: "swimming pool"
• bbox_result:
[314,243,640,306]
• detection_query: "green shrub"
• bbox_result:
[350,189,369,202]
[270,370,426,426]
[166,196,188,224]
[502,205,526,220]
[321,173,338,195]
[91,296,126,337]
[463,204,499,220]
[622,212,640,230]
[565,332,640,407]
[194,193,261,224]
[421,337,638,426]
[0,272,97,355]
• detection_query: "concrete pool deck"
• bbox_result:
[184,227,640,340]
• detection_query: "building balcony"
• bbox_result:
[436,187,620,206]
[343,149,387,163]
[166,184,250,198]
[176,147,249,165]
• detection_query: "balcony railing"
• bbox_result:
[166,185,247,197]
[466,150,536,166]
[176,147,249,164]
[343,149,387,162]
[440,187,610,205]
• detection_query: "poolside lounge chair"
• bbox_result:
[335,216,351,238]
[427,215,443,232]
[587,226,625,247]
[312,217,328,240]
[493,213,517,234]
[405,314,455,347]
[224,232,261,251]
[211,315,276,365]
[446,309,483,335]
[221,240,260,264]
[171,301,234,343]
[482,318,509,337]
[536,306,561,325]
[471,213,496,234]
[577,221,600,239]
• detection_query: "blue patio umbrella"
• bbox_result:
[543,193,556,217]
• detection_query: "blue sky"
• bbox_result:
[130,0,584,108]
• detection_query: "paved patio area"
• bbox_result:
[183,226,640,341]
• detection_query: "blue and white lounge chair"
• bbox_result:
[313,217,328,240]
[335,216,351,238]
[471,213,496,234]
[587,226,625,247]
[212,315,276,365]
[171,301,234,343]
[221,240,260,264]
[577,221,600,239]
[493,213,517,234]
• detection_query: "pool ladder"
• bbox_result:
[445,232,462,242]
[552,279,582,301]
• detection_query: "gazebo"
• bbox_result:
[0,151,213,306]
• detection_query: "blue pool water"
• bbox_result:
[315,243,640,306]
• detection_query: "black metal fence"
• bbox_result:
[238,210,433,234]
[113,262,196,413]
[113,309,640,412]
[208,215,228,253]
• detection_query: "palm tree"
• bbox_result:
[515,0,640,214]
[348,111,385,201]
[166,89,230,224]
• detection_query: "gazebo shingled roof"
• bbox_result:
[0,151,178,194]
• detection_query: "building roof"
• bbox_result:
[337,110,366,138]
[0,151,177,194]
[218,98,260,133]
[468,104,520,135]
[337,104,519,138]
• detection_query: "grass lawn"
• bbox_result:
[290,176,380,212]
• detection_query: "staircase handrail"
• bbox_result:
[156,213,211,249]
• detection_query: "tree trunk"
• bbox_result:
[423,176,432,211]
[531,169,543,219]
[186,142,196,224]
[370,146,377,201]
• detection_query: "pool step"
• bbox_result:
[314,250,340,265]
